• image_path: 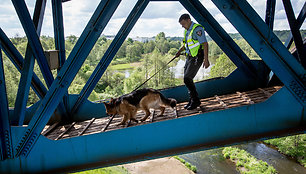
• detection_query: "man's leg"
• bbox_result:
[184,55,203,110]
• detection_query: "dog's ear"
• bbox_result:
[110,98,115,104]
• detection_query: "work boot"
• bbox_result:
[187,98,201,110]
[184,98,192,109]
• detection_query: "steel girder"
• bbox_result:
[71,0,262,114]
[51,0,70,120]
[71,0,150,114]
[51,0,66,69]
[265,0,276,30]
[285,3,306,48]
[0,43,13,160]
[0,0,305,173]
[11,0,54,87]
[1,86,305,173]
[14,0,122,158]
[0,28,47,99]
[211,0,305,105]
[282,0,305,67]
[11,0,47,126]
[179,0,259,79]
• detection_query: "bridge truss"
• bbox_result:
[0,0,305,173]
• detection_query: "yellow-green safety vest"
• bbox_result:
[183,23,204,57]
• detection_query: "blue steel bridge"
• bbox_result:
[0,0,305,173]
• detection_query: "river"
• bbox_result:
[180,142,306,174]
[119,59,212,81]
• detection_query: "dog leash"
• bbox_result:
[132,55,178,92]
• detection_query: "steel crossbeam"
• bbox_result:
[211,0,306,105]
[265,0,276,30]
[0,0,305,172]
[12,0,47,126]
[11,0,54,87]
[51,0,69,120]
[71,0,150,114]
[0,28,47,99]
[14,0,122,157]
[284,3,306,49]
[0,43,13,160]
[52,0,66,68]
[282,0,305,67]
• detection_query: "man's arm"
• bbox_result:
[203,42,209,68]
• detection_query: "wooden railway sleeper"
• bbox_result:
[102,114,116,132]
[236,91,254,104]
[78,118,95,136]
[215,95,228,108]
[42,122,60,136]
[55,122,76,140]
[258,88,272,97]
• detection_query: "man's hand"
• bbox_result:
[202,42,209,68]
[203,58,210,68]
[175,46,185,58]
[175,51,181,58]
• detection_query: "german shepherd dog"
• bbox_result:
[103,88,177,125]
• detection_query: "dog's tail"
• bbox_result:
[159,92,177,108]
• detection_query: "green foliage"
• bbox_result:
[209,53,236,78]
[71,166,129,174]
[264,134,306,167]
[222,147,277,174]
[173,156,197,173]
[5,30,303,106]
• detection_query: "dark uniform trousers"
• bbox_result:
[183,49,204,101]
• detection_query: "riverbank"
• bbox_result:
[264,134,306,167]
[222,147,277,174]
[122,157,195,174]
[71,157,194,174]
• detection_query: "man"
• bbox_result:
[175,14,210,110]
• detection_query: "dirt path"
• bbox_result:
[122,157,194,174]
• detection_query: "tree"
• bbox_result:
[66,35,78,45]
[155,32,166,42]
[143,40,155,54]
[209,53,236,78]
[126,43,142,62]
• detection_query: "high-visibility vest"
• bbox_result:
[183,23,204,57]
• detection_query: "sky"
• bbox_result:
[0,0,305,38]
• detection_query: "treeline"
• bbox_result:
[3,30,304,107]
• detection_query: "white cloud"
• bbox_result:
[0,0,305,38]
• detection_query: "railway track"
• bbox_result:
[42,86,282,140]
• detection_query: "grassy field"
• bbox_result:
[111,62,142,70]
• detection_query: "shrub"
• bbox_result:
[173,156,197,173]
[222,147,277,174]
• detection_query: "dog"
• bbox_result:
[103,88,177,125]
